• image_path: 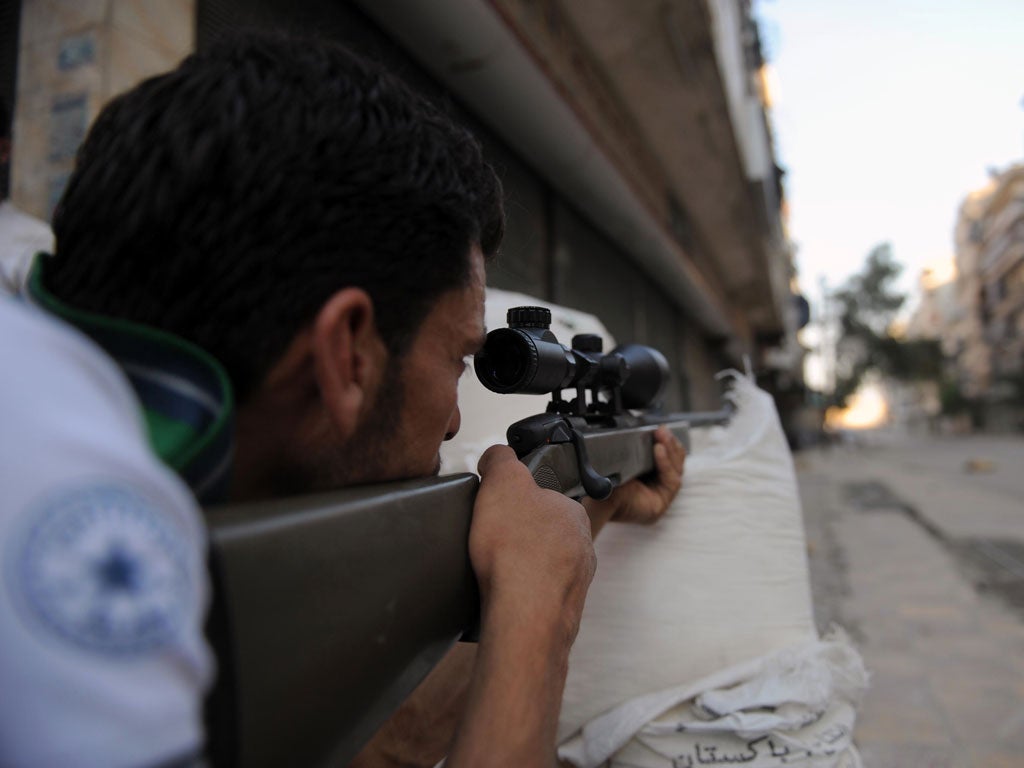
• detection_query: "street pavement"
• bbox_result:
[795,433,1024,767]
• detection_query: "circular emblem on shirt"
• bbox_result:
[12,485,192,655]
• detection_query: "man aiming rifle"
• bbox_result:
[0,33,684,767]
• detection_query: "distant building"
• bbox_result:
[952,183,997,399]
[951,163,1024,428]
[977,166,1024,386]
[900,264,958,432]
[905,261,959,351]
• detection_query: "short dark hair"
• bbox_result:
[46,33,503,402]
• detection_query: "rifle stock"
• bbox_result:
[206,474,479,768]
[205,412,724,766]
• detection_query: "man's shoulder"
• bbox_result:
[0,297,214,767]
[0,296,204,547]
[1,297,139,429]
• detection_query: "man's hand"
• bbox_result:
[583,426,687,537]
[352,433,682,767]
[469,444,596,639]
[353,447,597,768]
[444,445,596,768]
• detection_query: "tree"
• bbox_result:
[834,243,905,337]
[830,243,941,407]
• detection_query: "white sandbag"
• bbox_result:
[440,289,865,768]
[556,374,866,767]
[559,627,868,768]
[556,373,820,745]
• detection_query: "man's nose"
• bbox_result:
[444,405,461,441]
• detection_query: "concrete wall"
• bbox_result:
[10,0,729,409]
[12,0,194,220]
[706,0,773,185]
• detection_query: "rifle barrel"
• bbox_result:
[649,400,737,429]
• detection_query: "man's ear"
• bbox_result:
[309,288,388,440]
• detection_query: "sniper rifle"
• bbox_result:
[204,306,734,767]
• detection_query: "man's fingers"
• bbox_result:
[651,427,686,506]
[477,444,518,478]
[668,435,686,473]
[652,443,681,496]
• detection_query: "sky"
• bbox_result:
[756,0,1024,310]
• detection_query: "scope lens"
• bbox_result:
[474,329,533,392]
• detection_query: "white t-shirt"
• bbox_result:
[0,201,53,294]
[0,298,214,767]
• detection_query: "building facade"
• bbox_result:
[952,183,997,400]
[977,166,1024,391]
[906,262,959,354]
[6,0,800,412]
[952,164,1024,427]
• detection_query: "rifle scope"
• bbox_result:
[473,306,670,410]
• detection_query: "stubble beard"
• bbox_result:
[305,358,407,490]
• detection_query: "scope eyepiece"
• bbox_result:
[473,325,577,394]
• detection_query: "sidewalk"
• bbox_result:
[796,448,1024,768]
